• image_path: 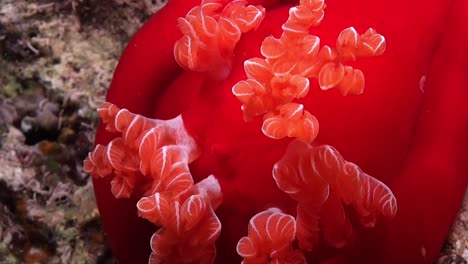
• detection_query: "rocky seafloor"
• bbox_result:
[0,0,466,263]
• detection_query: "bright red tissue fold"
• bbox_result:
[87,0,468,263]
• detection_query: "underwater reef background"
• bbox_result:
[0,0,466,263]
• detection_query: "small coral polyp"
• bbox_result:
[84,0,396,263]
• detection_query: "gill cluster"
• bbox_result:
[174,0,266,79]
[229,0,395,262]
[84,103,222,263]
[232,0,386,143]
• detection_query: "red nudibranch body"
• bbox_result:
[84,0,468,263]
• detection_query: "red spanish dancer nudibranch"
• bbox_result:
[83,0,468,263]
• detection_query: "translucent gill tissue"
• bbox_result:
[84,0,468,263]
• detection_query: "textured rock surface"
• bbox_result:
[0,0,160,263]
